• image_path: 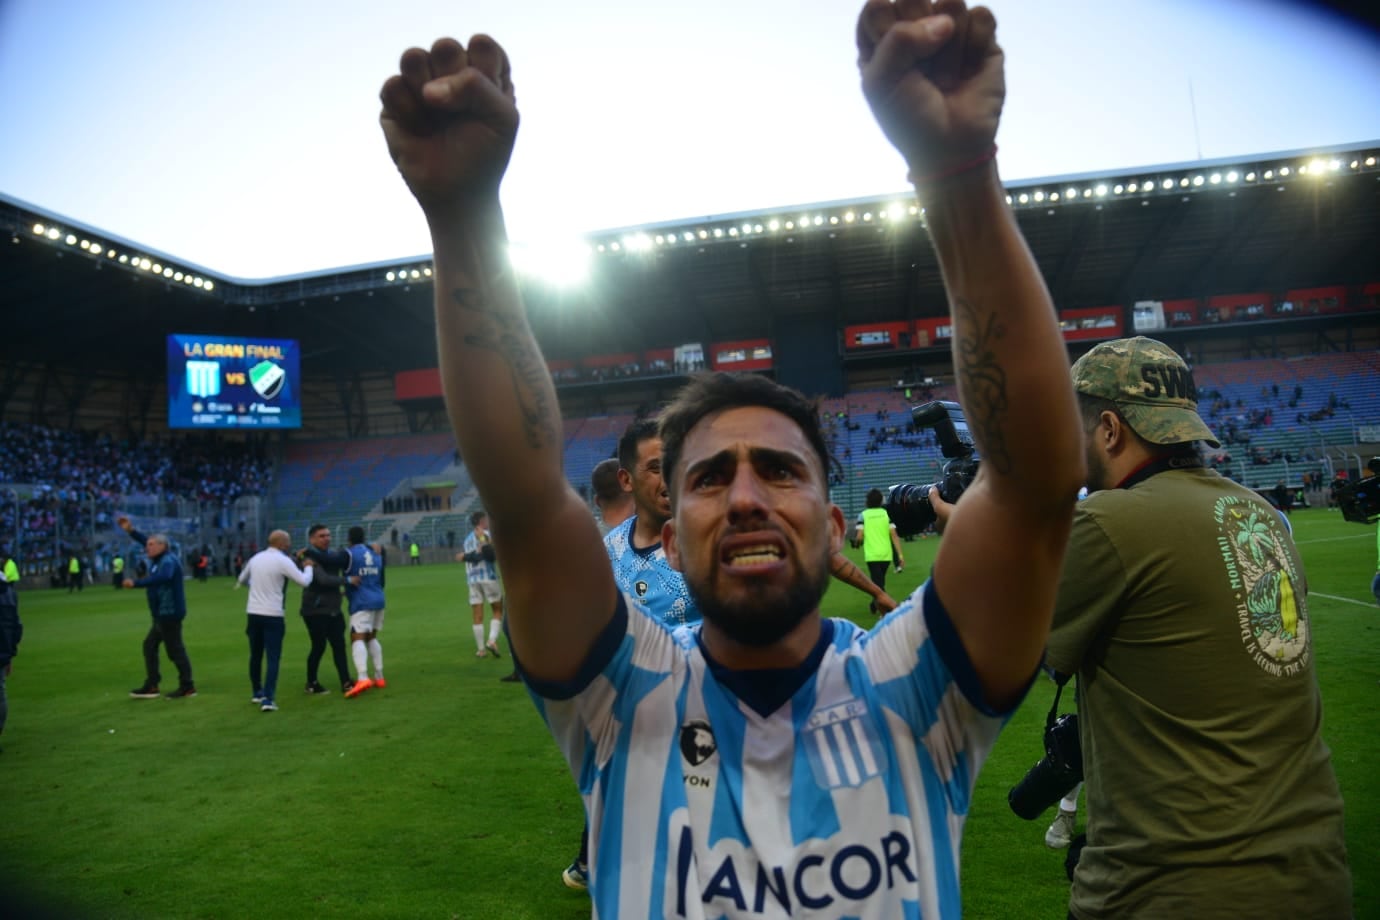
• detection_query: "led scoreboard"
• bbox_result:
[167,334,302,429]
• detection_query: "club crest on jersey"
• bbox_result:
[804,699,884,789]
[635,580,649,598]
[680,720,717,766]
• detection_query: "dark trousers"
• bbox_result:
[303,613,351,686]
[246,615,286,702]
[112,573,123,589]
[68,571,83,592]
[866,560,889,593]
[143,617,193,689]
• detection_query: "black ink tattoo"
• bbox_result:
[452,286,557,450]
[954,297,1013,475]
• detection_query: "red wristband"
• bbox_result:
[908,144,998,186]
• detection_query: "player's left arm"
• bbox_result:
[859,0,1083,710]
[829,552,898,612]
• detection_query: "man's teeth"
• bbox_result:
[727,546,782,565]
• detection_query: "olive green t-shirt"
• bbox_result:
[1047,466,1351,919]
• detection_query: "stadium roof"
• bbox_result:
[3,142,1377,377]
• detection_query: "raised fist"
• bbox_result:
[856,0,1004,179]
[380,35,518,217]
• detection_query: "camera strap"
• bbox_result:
[1115,453,1204,491]
[1045,671,1073,734]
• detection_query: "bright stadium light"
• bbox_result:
[844,211,855,222]
[1049,192,1059,202]
[91,244,103,255]
[1192,175,1204,186]
[1209,173,1222,184]
[1245,172,1257,182]
[173,271,183,281]
[508,238,591,287]
[1017,193,1029,204]
[119,255,129,264]
[887,204,903,221]
[1066,187,1078,198]
[1279,166,1291,176]
[46,228,60,240]
[194,278,204,287]
[767,219,780,231]
[423,267,432,276]
[862,211,873,221]
[1263,169,1274,180]
[1033,190,1045,202]
[829,215,840,225]
[812,215,824,226]
[183,275,193,285]
[385,271,396,281]
[32,223,44,235]
[1366,156,1377,167]
[713,228,724,238]
[163,267,174,278]
[1161,179,1174,190]
[79,240,90,250]
[65,234,77,245]
[728,227,739,237]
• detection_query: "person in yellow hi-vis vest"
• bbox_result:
[67,555,83,593]
[111,554,125,590]
[854,488,904,615]
[409,541,421,566]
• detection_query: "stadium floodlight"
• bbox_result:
[1279,166,1291,176]
[767,219,780,231]
[1017,193,1029,204]
[91,244,103,255]
[183,275,193,284]
[1111,184,1122,195]
[784,221,795,230]
[508,238,590,286]
[1366,156,1377,167]
[173,271,183,281]
[46,227,60,240]
[1066,187,1078,198]
[829,215,840,225]
[409,269,419,279]
[194,278,204,287]
[1033,190,1045,202]
[1083,188,1093,198]
[741,223,753,234]
[385,271,396,281]
[423,267,432,276]
[32,223,44,235]
[654,234,665,245]
[909,204,920,215]
[79,240,90,250]
[1262,169,1274,179]
[1329,159,1340,171]
[204,281,214,291]
[844,211,856,222]
[682,231,694,242]
[1245,172,1256,181]
[1192,175,1204,186]
[728,227,739,237]
[753,223,763,233]
[697,229,708,240]
[119,255,129,264]
[812,215,824,226]
[862,211,873,221]
[713,228,724,238]
[163,267,174,278]
[1161,179,1174,190]
[1209,173,1221,184]
[887,204,904,221]
[1049,192,1059,202]
[65,234,77,245]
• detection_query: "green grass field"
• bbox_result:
[3,507,1374,919]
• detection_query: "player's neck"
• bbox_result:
[632,513,666,550]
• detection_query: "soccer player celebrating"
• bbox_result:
[378,2,1084,914]
[342,527,387,697]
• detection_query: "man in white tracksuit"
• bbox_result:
[236,530,314,712]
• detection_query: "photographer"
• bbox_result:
[1045,338,1351,918]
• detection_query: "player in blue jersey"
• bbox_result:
[341,526,387,698]
[381,2,1085,913]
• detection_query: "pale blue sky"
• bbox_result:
[2,0,1377,279]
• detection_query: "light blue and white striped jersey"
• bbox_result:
[529,578,1011,919]
[462,529,498,584]
[603,515,698,627]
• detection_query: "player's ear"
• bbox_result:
[617,468,633,492]
[663,519,683,571]
[827,504,846,554]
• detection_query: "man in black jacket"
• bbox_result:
[298,524,354,695]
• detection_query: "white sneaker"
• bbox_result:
[1045,809,1077,849]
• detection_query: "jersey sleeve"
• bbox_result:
[522,594,681,794]
[1045,502,1127,677]
[860,579,1015,814]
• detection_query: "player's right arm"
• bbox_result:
[379,38,616,683]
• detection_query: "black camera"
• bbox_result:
[1008,713,1083,820]
[885,400,980,538]
[1334,460,1380,525]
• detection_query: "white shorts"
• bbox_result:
[468,580,502,605]
[349,609,385,634]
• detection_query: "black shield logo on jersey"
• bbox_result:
[680,720,717,766]
[635,580,649,598]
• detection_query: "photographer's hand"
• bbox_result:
[929,487,953,534]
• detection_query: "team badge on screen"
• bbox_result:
[250,360,286,399]
[186,360,221,399]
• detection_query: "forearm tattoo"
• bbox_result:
[452,286,557,451]
[830,554,871,592]
[954,297,1013,475]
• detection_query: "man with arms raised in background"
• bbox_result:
[378,1,1084,914]
[119,517,195,700]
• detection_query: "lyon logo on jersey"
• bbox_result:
[804,699,884,789]
[680,720,717,766]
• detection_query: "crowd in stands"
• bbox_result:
[0,423,273,576]
[550,356,706,385]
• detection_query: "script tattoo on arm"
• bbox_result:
[954,297,1013,475]
[452,286,558,451]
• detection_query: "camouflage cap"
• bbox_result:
[1071,336,1220,447]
